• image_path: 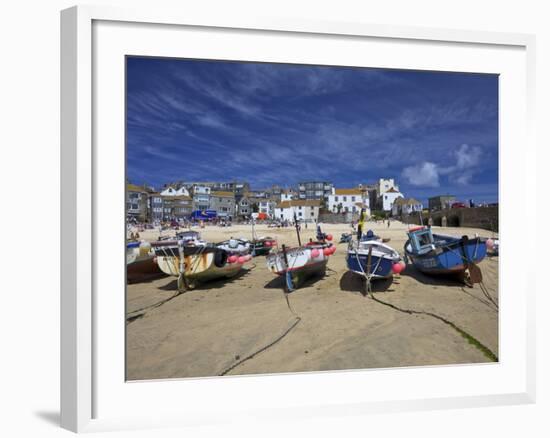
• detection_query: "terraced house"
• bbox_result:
[191,185,211,211]
[297,181,334,201]
[126,183,149,222]
[274,200,321,223]
[327,188,369,215]
[162,195,192,221]
[148,192,164,222]
[209,191,236,220]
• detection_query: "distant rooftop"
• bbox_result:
[334,188,362,195]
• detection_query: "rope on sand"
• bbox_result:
[218,315,301,376]
[353,248,498,362]
[366,293,498,362]
[126,290,183,324]
[218,290,301,376]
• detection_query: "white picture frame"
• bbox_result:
[60,4,536,433]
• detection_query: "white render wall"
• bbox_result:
[326,193,367,213]
[382,192,404,211]
[274,205,319,222]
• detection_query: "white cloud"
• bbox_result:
[402,144,484,188]
[402,162,440,187]
[454,143,482,170]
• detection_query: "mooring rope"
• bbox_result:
[218,258,302,376]
[126,290,183,324]
[366,292,498,362]
[218,314,301,376]
[353,246,498,362]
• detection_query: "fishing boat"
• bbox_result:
[346,217,401,280]
[216,238,251,256]
[248,219,276,256]
[126,240,161,282]
[340,232,352,243]
[266,216,334,292]
[347,234,401,280]
[404,226,487,277]
[175,230,205,244]
[346,209,402,283]
[152,239,246,291]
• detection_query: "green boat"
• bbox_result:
[250,237,276,256]
[249,219,277,257]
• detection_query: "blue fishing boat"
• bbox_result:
[404,226,487,275]
[346,229,401,280]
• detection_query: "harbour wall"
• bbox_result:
[403,206,498,232]
[318,211,357,224]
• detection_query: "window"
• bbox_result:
[311,211,314,216]
[298,212,302,217]
[385,195,388,200]
[351,196,356,202]
[343,196,347,202]
[335,196,339,202]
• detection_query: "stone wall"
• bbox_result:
[318,211,357,224]
[403,206,498,232]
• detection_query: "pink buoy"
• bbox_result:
[486,238,494,250]
[330,246,336,254]
[310,248,320,258]
[237,256,246,264]
[265,240,272,247]
[323,247,332,256]
[245,254,252,261]
[399,261,406,271]
[228,255,238,263]
[392,263,403,274]
[326,234,333,241]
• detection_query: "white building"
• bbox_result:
[160,185,190,197]
[191,185,211,211]
[274,200,321,223]
[381,187,404,211]
[392,197,423,216]
[327,188,369,215]
[376,178,399,195]
[257,200,276,218]
[280,189,295,202]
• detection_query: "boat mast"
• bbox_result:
[293,210,302,246]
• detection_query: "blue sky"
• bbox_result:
[127,57,498,205]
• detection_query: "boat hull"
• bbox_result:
[346,252,394,279]
[405,236,486,275]
[251,242,272,256]
[154,245,243,285]
[127,256,162,282]
[266,244,330,290]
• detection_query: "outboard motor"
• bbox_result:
[316,225,327,242]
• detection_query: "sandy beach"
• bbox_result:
[126,221,498,380]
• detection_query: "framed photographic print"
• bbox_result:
[61,5,536,433]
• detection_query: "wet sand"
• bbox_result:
[126,221,499,380]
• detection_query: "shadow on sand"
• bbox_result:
[400,264,466,288]
[127,271,166,285]
[157,266,253,292]
[263,270,327,292]
[339,271,394,294]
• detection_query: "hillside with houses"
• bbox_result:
[126,177,430,224]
